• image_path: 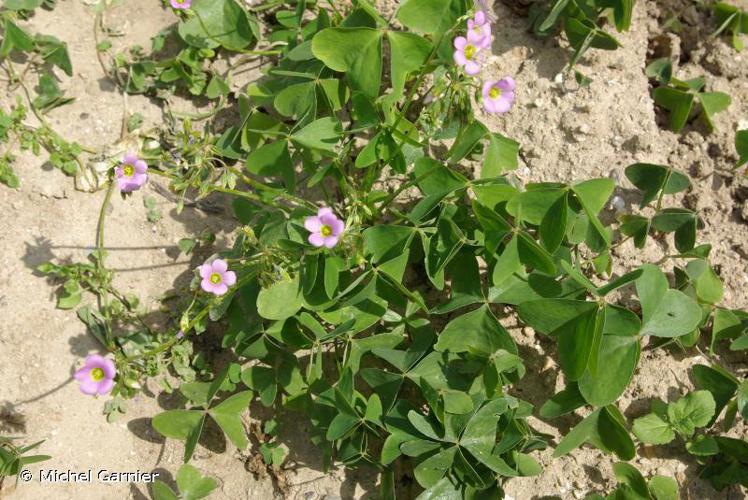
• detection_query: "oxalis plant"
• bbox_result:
[25,0,748,498]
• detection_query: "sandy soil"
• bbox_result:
[0,0,745,499]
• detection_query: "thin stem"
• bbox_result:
[95,181,116,349]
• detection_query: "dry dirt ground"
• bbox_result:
[0,0,746,499]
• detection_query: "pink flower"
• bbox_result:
[482,77,516,114]
[453,36,484,76]
[74,355,116,396]
[304,207,344,248]
[467,11,492,49]
[198,259,236,296]
[170,0,191,9]
[115,153,148,192]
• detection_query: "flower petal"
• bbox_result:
[200,277,214,293]
[494,94,514,113]
[198,264,212,278]
[319,213,339,227]
[317,207,333,218]
[101,358,116,379]
[498,77,516,92]
[212,259,228,273]
[309,232,325,247]
[222,270,237,286]
[453,36,467,50]
[330,218,345,236]
[74,367,92,381]
[78,378,99,395]
[482,80,496,98]
[323,236,339,248]
[474,11,486,25]
[134,160,148,173]
[453,51,467,66]
[304,216,322,233]
[97,378,114,395]
[465,60,481,75]
[212,283,229,296]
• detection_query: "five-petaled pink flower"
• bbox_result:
[115,153,148,193]
[74,355,116,396]
[198,259,236,296]
[482,77,516,114]
[170,0,191,9]
[467,11,492,49]
[305,207,344,248]
[453,36,484,76]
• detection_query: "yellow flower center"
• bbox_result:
[175,0,186,3]
[464,44,476,60]
[320,224,332,237]
[489,87,501,99]
[210,273,222,284]
[123,164,134,177]
[90,368,105,382]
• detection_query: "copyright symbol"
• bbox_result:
[19,469,33,482]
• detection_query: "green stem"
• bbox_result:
[96,181,116,348]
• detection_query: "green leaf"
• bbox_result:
[246,140,294,188]
[596,269,644,296]
[686,435,720,457]
[175,464,218,500]
[699,92,731,128]
[667,390,716,438]
[573,178,615,215]
[291,116,342,152]
[178,0,255,51]
[387,31,431,96]
[613,462,650,499]
[736,129,748,168]
[685,259,724,305]
[0,19,34,58]
[491,235,522,287]
[2,0,43,10]
[483,133,519,177]
[539,384,586,418]
[692,364,738,425]
[737,381,748,420]
[396,0,466,35]
[518,299,597,336]
[413,157,467,197]
[619,214,651,248]
[648,475,679,500]
[208,390,252,450]
[435,305,516,355]
[517,232,557,275]
[257,275,302,320]
[579,333,640,407]
[363,225,414,263]
[152,410,206,462]
[35,35,73,76]
[540,192,568,252]
[653,87,694,132]
[413,446,457,488]
[646,57,673,85]
[312,27,382,97]
[325,412,359,440]
[633,412,674,444]
[554,408,601,457]
[151,481,178,500]
[636,265,701,338]
[447,121,487,164]
[625,163,690,207]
